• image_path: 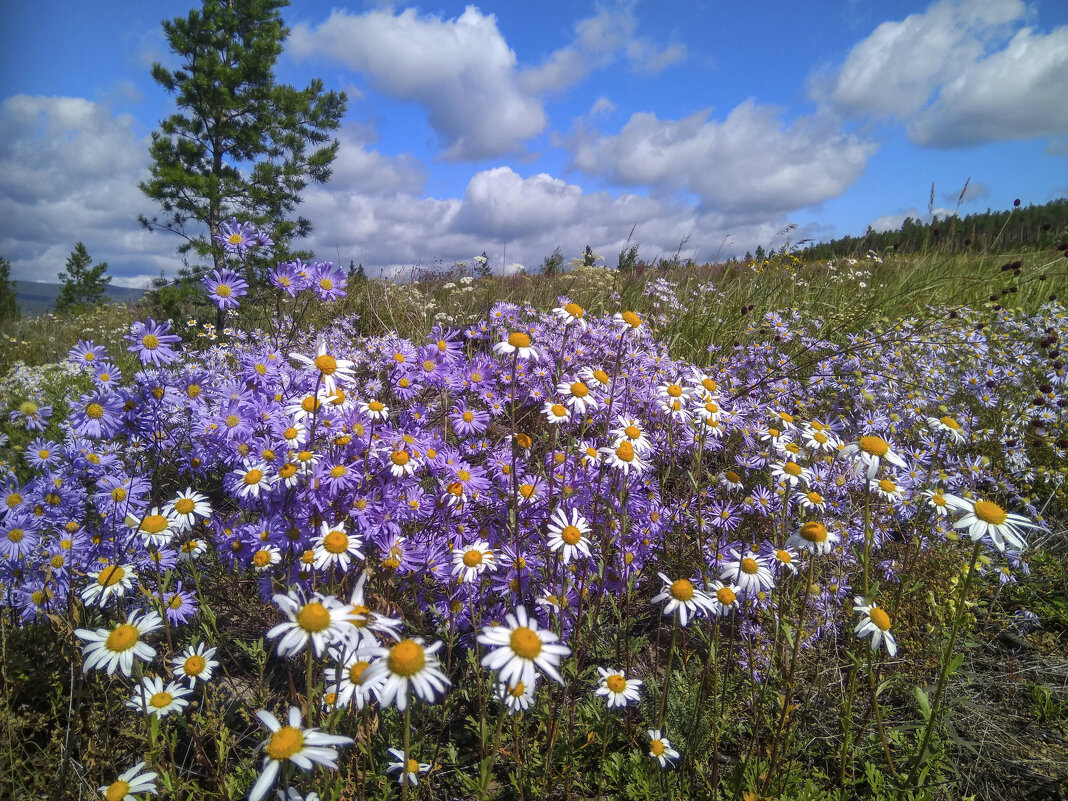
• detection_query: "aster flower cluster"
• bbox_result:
[0,271,1063,796]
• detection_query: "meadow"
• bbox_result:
[0,232,1066,801]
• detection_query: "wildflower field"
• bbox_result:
[1,231,1067,801]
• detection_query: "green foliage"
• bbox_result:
[803,197,1068,260]
[542,246,564,277]
[55,242,110,313]
[618,243,640,272]
[138,0,347,275]
[0,255,18,325]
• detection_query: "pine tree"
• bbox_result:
[55,242,111,313]
[0,255,19,324]
[138,0,347,275]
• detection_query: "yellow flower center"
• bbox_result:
[510,627,543,659]
[184,655,206,676]
[667,384,683,397]
[388,639,426,677]
[878,479,896,494]
[244,469,263,485]
[670,579,694,601]
[349,660,370,684]
[105,780,131,801]
[800,521,828,543]
[266,726,305,761]
[457,469,472,482]
[323,529,349,554]
[615,441,635,462]
[391,451,410,466]
[551,404,567,417]
[741,558,759,574]
[564,302,584,317]
[7,528,24,543]
[296,602,331,633]
[508,332,531,348]
[105,624,139,652]
[606,674,627,693]
[806,491,823,504]
[97,565,126,586]
[561,525,582,545]
[406,758,420,774]
[716,587,737,606]
[973,500,1007,525]
[725,470,740,483]
[463,549,483,567]
[621,310,641,328]
[369,401,384,412]
[86,403,104,419]
[141,515,169,534]
[216,284,232,297]
[650,740,665,757]
[784,462,802,476]
[315,355,337,374]
[149,691,173,709]
[320,278,334,291]
[6,492,22,508]
[301,396,319,413]
[329,465,347,478]
[278,463,297,478]
[869,608,892,631]
[227,233,243,246]
[859,435,889,457]
[593,369,610,384]
[174,498,195,515]
[141,334,159,350]
[939,416,960,430]
[19,401,38,415]
[519,483,535,499]
[516,433,532,449]
[422,360,435,372]
[624,425,641,440]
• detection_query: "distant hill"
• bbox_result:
[14,281,147,316]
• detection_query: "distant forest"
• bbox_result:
[801,197,1068,260]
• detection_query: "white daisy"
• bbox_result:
[551,301,588,329]
[647,729,680,768]
[336,571,403,648]
[387,448,421,477]
[853,597,898,656]
[600,440,650,475]
[361,637,451,711]
[595,667,642,708]
[840,435,908,479]
[126,507,178,547]
[542,400,571,425]
[786,521,840,556]
[770,459,811,488]
[290,337,355,398]
[651,573,713,626]
[926,414,967,444]
[556,379,597,415]
[80,562,137,607]
[325,649,381,710]
[386,748,431,786]
[706,581,742,617]
[251,544,282,572]
[942,494,1043,552]
[173,642,218,686]
[493,331,540,360]
[267,591,354,658]
[451,539,496,583]
[545,507,593,564]
[248,707,353,801]
[495,679,538,713]
[75,610,161,677]
[311,521,364,572]
[478,605,571,689]
[127,675,192,718]
[99,761,158,801]
[358,399,389,422]
[718,552,774,596]
[164,487,212,531]
[613,310,644,335]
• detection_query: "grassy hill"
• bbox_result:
[14,280,146,315]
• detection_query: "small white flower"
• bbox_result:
[99,761,158,801]
[386,748,431,786]
[127,675,192,718]
[75,610,161,677]
[647,729,680,768]
[267,591,354,658]
[451,539,496,583]
[173,642,218,686]
[596,667,642,708]
[493,331,540,360]
[81,562,137,607]
[248,707,353,801]
[853,597,898,657]
[651,573,713,626]
[361,638,451,711]
[478,606,571,689]
[545,507,593,564]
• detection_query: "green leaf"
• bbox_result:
[914,686,931,722]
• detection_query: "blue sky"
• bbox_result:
[1,0,1066,285]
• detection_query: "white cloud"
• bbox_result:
[568,101,877,215]
[0,95,173,286]
[868,207,957,233]
[289,5,684,161]
[289,7,545,161]
[815,0,1068,146]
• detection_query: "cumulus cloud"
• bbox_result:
[289,5,684,161]
[568,101,877,215]
[814,0,1068,146]
[0,95,172,286]
[941,180,991,206]
[302,164,801,278]
[868,207,958,233]
[289,7,545,161]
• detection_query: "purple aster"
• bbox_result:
[9,400,52,432]
[203,268,249,310]
[269,260,311,296]
[215,218,273,254]
[68,340,107,367]
[309,262,347,301]
[70,391,125,439]
[126,319,182,366]
[161,582,199,625]
[92,362,123,389]
[25,438,60,471]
